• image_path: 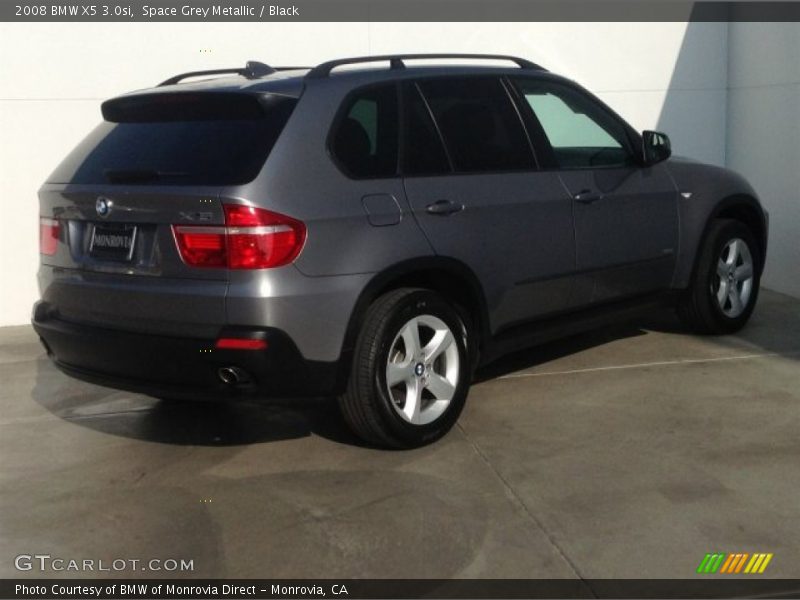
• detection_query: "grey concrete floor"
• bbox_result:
[1,289,799,580]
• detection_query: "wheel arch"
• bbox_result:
[675,192,768,290]
[711,195,768,271]
[333,257,490,391]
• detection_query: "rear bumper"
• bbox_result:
[32,302,342,400]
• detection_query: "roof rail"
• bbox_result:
[306,54,545,79]
[158,61,276,86]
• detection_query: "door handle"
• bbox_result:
[573,189,603,204]
[426,199,465,216]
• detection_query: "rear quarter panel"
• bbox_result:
[225,80,434,277]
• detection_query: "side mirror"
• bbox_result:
[642,130,671,165]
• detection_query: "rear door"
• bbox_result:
[401,77,578,333]
[511,78,679,304]
[38,92,296,337]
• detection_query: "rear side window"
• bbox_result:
[401,83,451,176]
[331,84,399,179]
[417,77,533,173]
[48,92,296,186]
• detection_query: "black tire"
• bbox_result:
[339,288,471,449]
[677,218,761,334]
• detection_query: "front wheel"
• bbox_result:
[677,218,761,334]
[339,288,470,448]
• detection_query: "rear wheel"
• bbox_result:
[339,288,470,448]
[677,219,761,334]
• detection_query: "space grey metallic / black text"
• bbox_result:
[33,55,768,447]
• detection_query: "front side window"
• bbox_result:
[513,79,635,169]
[417,77,534,173]
[331,84,398,178]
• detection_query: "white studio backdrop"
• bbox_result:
[0,22,796,327]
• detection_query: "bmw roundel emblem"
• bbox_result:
[95,197,112,218]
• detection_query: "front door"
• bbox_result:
[511,77,679,304]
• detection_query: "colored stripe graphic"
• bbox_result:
[697,554,713,573]
[719,554,735,573]
[745,554,761,573]
[758,553,774,573]
[699,553,774,574]
[697,553,726,573]
[720,553,737,573]
[734,553,749,573]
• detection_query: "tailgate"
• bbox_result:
[38,184,228,338]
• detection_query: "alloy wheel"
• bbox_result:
[385,314,460,425]
[712,237,754,318]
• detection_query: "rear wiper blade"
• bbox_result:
[104,169,190,184]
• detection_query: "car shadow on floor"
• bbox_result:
[31,357,368,447]
[474,322,653,382]
[32,328,655,450]
[477,291,800,382]
[28,313,673,449]
[32,294,796,449]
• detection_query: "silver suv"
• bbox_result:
[33,54,768,448]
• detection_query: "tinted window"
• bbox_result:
[332,84,398,178]
[514,80,634,169]
[401,83,451,176]
[417,77,533,173]
[48,93,296,186]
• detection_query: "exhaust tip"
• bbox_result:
[218,366,249,386]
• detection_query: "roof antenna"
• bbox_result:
[159,60,276,86]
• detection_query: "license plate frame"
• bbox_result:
[89,223,137,261]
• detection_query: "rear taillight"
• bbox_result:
[39,217,60,256]
[172,227,227,267]
[172,205,306,269]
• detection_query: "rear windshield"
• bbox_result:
[48,92,297,186]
